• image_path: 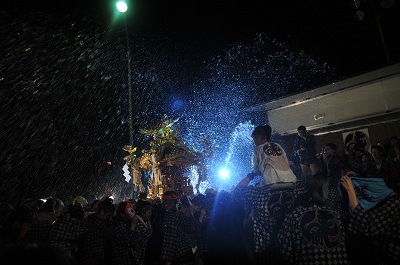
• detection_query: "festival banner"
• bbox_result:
[342,128,371,154]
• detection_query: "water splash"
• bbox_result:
[183,121,255,192]
[0,4,338,203]
[224,121,255,168]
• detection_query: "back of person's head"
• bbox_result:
[205,188,217,198]
[37,198,57,214]
[135,199,152,216]
[192,194,205,206]
[33,200,45,212]
[161,191,180,201]
[96,198,115,214]
[138,193,148,200]
[180,196,193,208]
[116,201,127,216]
[252,124,272,141]
[297,125,307,132]
[69,204,85,220]
[304,172,326,194]
[161,191,181,211]
[325,143,337,152]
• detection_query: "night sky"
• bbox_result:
[1,0,399,204]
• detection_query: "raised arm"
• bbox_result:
[340,176,359,211]
[235,172,257,188]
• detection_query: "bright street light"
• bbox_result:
[116,1,128,13]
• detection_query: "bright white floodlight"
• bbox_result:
[116,1,128,13]
[219,168,229,179]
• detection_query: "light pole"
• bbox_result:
[116,1,134,149]
[117,1,137,198]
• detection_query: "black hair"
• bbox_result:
[117,201,128,215]
[252,124,272,141]
[325,143,337,151]
[192,194,205,206]
[138,192,148,200]
[297,125,306,132]
[162,190,180,199]
[96,198,115,214]
[37,198,57,213]
[135,199,152,216]
[69,204,85,219]
[180,196,193,207]
[371,145,383,153]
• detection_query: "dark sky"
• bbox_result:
[126,0,400,76]
[4,0,400,77]
[118,0,399,76]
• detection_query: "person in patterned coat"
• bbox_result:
[76,197,115,265]
[49,203,88,259]
[146,199,165,265]
[24,198,59,244]
[111,199,140,265]
[131,199,152,265]
[159,191,197,265]
[232,174,306,264]
[277,188,349,265]
[340,165,400,265]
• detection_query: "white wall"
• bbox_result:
[268,73,400,135]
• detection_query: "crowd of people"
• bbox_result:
[1,124,400,265]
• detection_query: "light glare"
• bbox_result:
[219,168,229,179]
[116,1,128,13]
